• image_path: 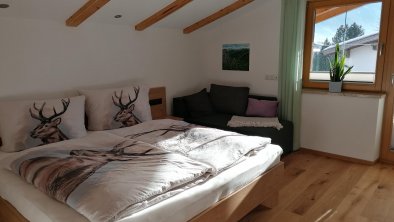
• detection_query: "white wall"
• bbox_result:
[300,91,385,162]
[0,17,202,112]
[191,0,282,96]
[0,0,283,111]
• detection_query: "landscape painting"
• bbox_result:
[222,43,250,71]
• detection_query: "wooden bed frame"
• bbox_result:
[0,86,284,222]
[190,162,284,222]
[148,87,167,120]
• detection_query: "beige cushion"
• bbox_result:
[79,85,152,131]
[0,96,87,152]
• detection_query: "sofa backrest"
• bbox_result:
[172,93,278,118]
[172,97,189,118]
[248,95,277,101]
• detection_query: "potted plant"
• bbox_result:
[328,43,353,93]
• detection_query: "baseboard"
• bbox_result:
[378,158,394,165]
[299,148,377,165]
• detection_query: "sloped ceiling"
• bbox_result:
[0,0,245,28]
[0,0,86,22]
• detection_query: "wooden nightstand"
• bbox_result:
[166,115,184,121]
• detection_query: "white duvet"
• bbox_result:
[3,120,273,222]
[109,120,271,173]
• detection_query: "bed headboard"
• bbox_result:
[149,87,167,120]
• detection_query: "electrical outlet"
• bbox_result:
[265,75,274,80]
[265,75,278,80]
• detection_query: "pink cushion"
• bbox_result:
[246,98,279,117]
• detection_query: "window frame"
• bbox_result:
[303,0,391,92]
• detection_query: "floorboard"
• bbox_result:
[241,150,394,222]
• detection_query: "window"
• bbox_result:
[303,0,390,91]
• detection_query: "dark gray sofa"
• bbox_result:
[172,94,293,155]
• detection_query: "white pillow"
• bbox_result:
[79,85,152,131]
[0,96,87,152]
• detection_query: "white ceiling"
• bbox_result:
[0,0,86,22]
[0,0,250,29]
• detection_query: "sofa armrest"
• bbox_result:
[172,97,190,118]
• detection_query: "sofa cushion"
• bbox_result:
[173,97,189,118]
[246,98,279,117]
[186,114,233,130]
[209,84,249,115]
[184,89,215,118]
[248,95,277,101]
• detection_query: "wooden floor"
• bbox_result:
[241,150,394,222]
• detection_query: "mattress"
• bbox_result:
[0,133,282,222]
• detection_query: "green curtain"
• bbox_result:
[278,0,306,151]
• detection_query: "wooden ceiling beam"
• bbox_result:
[66,0,110,27]
[183,0,254,34]
[315,4,363,23]
[135,0,193,31]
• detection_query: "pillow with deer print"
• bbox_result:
[0,96,87,152]
[79,85,152,131]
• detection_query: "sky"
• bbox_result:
[314,2,382,44]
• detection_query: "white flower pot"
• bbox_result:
[329,81,343,93]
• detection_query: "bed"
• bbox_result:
[0,87,284,222]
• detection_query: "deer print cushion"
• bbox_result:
[79,85,152,131]
[0,96,87,152]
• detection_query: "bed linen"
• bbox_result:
[0,119,283,222]
[0,95,87,152]
[0,149,12,161]
[0,143,282,222]
[107,119,271,172]
[8,140,212,222]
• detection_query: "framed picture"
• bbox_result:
[222,43,250,71]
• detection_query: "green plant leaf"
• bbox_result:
[340,56,345,69]
[341,66,353,81]
[329,43,353,82]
